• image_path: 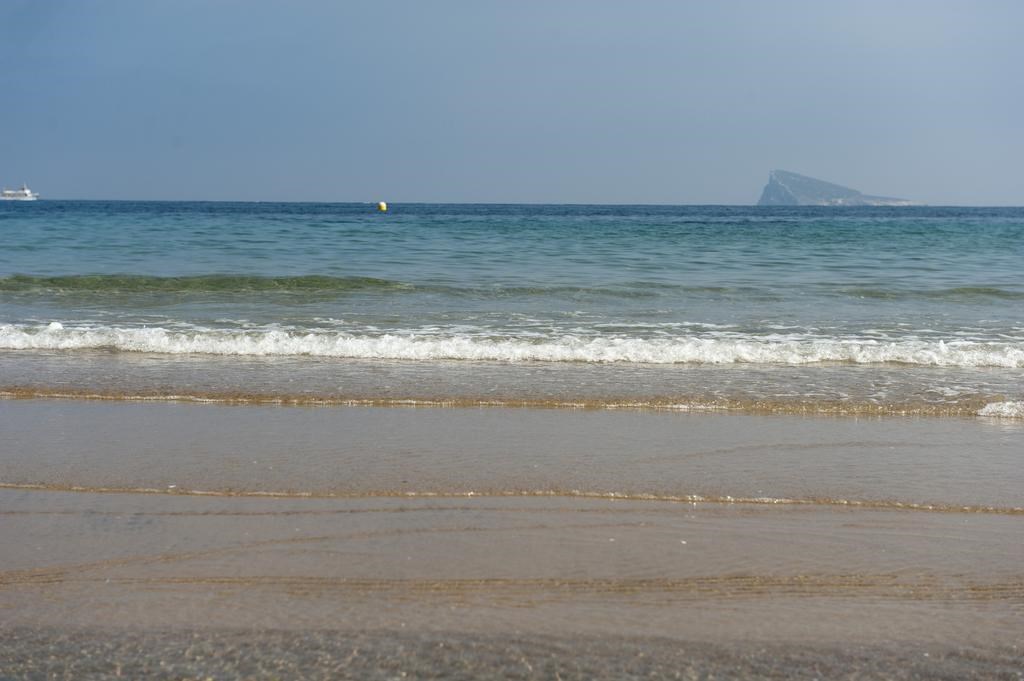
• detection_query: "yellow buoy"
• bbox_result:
[377,201,388,212]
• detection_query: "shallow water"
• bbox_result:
[3,487,1022,644]
[3,629,1021,680]
[2,400,1022,675]
[2,401,1022,510]
[4,350,1023,417]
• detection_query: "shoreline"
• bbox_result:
[3,348,1022,420]
[2,386,1019,420]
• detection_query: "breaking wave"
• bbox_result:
[3,322,1023,367]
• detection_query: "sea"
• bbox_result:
[1,201,1022,416]
[2,201,1023,677]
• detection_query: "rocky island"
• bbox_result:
[757,170,915,206]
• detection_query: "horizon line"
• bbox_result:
[10,198,1024,208]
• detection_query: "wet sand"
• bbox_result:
[1,400,1022,677]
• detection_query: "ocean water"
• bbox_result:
[3,202,1024,674]
[1,201,1022,416]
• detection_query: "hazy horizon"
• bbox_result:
[3,1,1022,205]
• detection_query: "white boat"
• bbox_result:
[1,184,39,201]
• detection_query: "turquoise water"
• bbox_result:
[1,201,1022,413]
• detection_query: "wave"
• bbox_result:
[5,274,1022,302]
[0,273,407,294]
[840,286,1024,301]
[2,322,1023,367]
[0,274,726,301]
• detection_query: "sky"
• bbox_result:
[2,0,1022,204]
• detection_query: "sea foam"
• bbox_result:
[3,323,1023,367]
[977,401,1024,418]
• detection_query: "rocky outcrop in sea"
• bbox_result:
[758,170,915,206]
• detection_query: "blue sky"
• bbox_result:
[2,1,1021,204]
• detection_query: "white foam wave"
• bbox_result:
[2,322,1023,367]
[977,401,1024,418]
